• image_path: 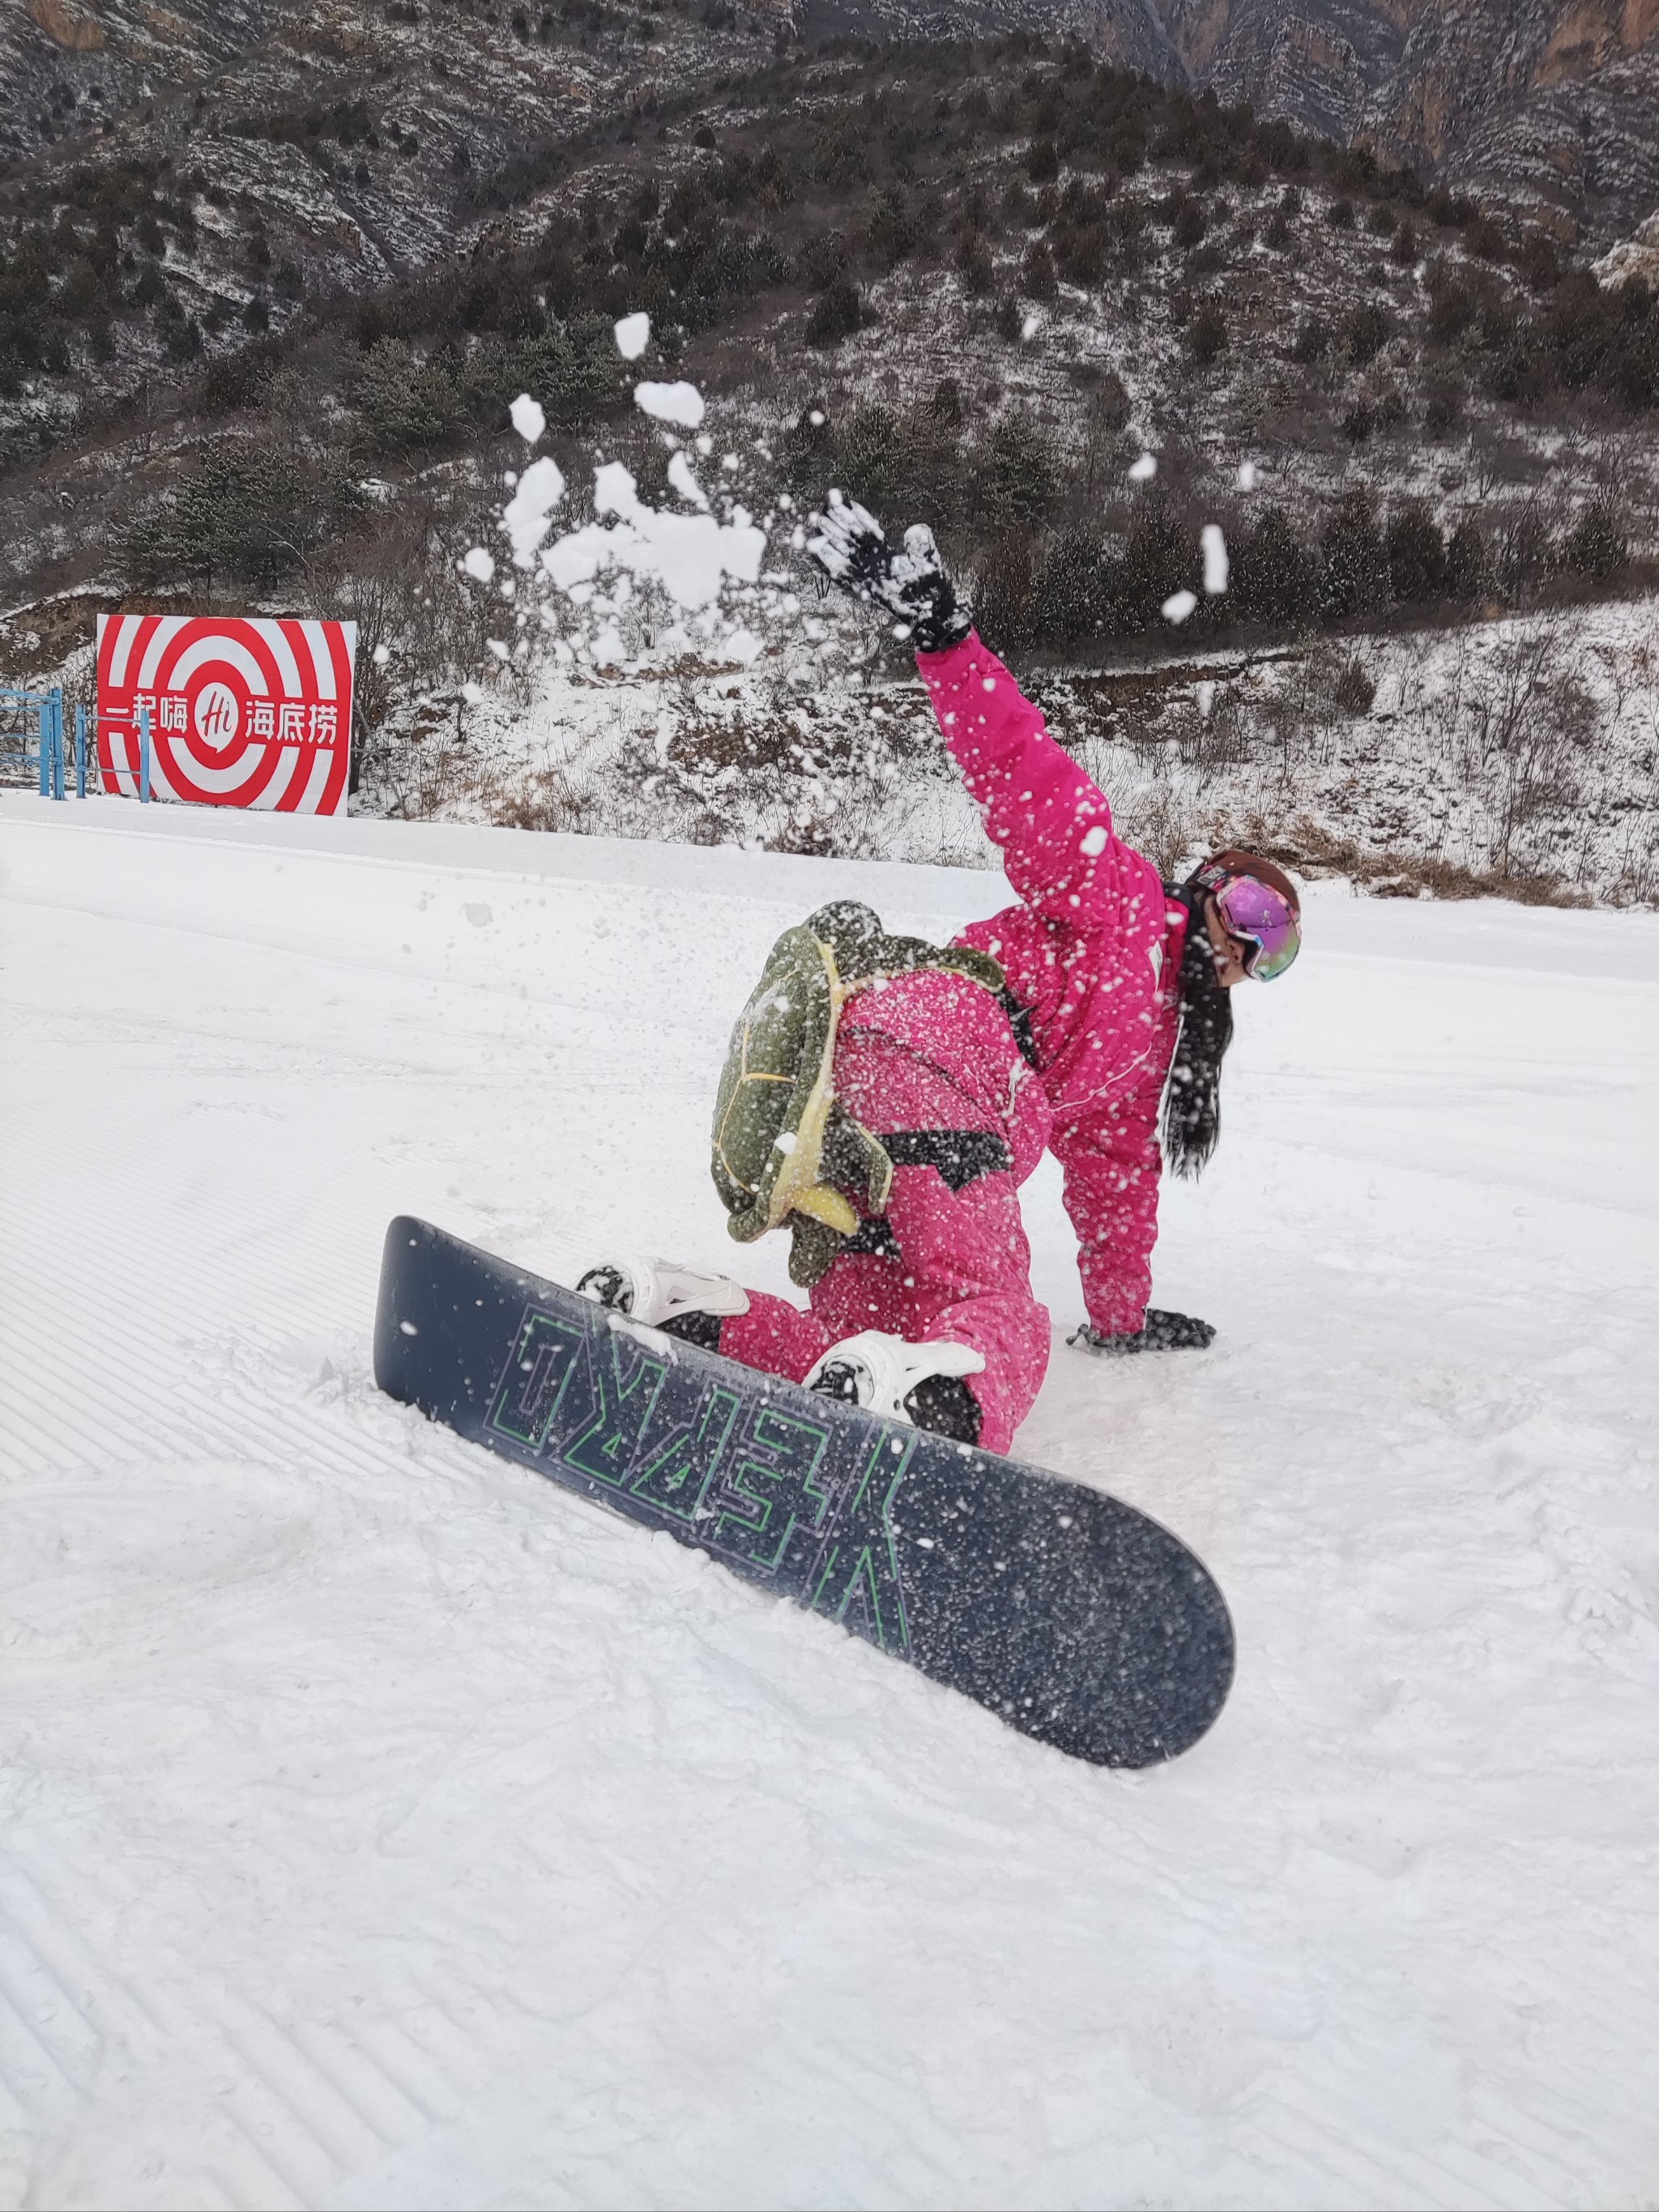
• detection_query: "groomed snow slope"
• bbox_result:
[2,793,1657,2211]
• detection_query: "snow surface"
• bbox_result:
[3,793,1659,2209]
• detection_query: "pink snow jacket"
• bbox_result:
[918,633,1192,1336]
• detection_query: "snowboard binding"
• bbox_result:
[806,1331,987,1446]
[576,1256,750,1348]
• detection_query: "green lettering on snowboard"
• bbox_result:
[563,1323,669,1487]
[488,1308,586,1451]
[630,1381,741,1523]
[712,1404,833,1572]
[810,1431,914,1658]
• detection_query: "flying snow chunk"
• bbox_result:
[667,451,709,509]
[501,454,566,567]
[635,380,706,429]
[1162,589,1197,624]
[1081,825,1108,858]
[1128,453,1158,483]
[540,460,766,611]
[1196,680,1215,720]
[723,627,763,667]
[510,393,546,445]
[372,642,390,667]
[462,547,496,583]
[461,679,485,704]
[615,312,650,361]
[1202,524,1230,595]
[1236,460,1260,492]
[1021,312,1041,341]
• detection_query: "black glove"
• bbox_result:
[903,1371,983,1445]
[1070,1311,1217,1355]
[805,497,973,652]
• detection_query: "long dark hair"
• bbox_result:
[1161,888,1234,1179]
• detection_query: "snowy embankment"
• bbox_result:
[2,793,1658,2209]
[354,590,1659,906]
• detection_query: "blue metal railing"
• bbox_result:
[0,688,153,802]
[0,685,63,795]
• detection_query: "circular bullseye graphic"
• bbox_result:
[96,614,356,816]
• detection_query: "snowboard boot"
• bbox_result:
[575,1256,750,1351]
[805,1330,986,1446]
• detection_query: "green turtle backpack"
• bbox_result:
[710,901,1004,1286]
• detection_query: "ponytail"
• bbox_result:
[1160,890,1234,1179]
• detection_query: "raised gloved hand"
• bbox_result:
[1070,1310,1218,1355]
[805,496,974,653]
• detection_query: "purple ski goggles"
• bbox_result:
[1211,872,1301,981]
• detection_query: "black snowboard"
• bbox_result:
[373,1217,1235,1767]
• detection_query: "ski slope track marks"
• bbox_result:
[2,792,1657,2209]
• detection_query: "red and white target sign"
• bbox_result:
[96,614,356,814]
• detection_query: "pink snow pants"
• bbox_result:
[715,1025,1051,1455]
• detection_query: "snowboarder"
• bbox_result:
[581,498,1302,1455]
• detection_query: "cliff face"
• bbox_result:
[795,0,1659,246]
[1154,0,1659,246]
[1159,0,1401,143]
[818,0,1659,246]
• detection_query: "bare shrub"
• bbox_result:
[1332,657,1376,715]
[1120,781,1201,877]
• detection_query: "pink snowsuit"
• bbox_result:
[719,633,1192,1453]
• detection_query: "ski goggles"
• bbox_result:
[1210,872,1301,981]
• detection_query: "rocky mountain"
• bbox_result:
[810,0,1659,248]
[3,19,1655,906]
[6,0,1657,305]
[1,0,789,465]
[1153,0,1659,251]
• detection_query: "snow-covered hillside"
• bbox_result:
[334,587,1659,906]
[2,793,1657,2207]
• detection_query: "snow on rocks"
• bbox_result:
[1592,211,1659,290]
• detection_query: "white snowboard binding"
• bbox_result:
[804,1329,986,1431]
[575,1256,750,1330]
